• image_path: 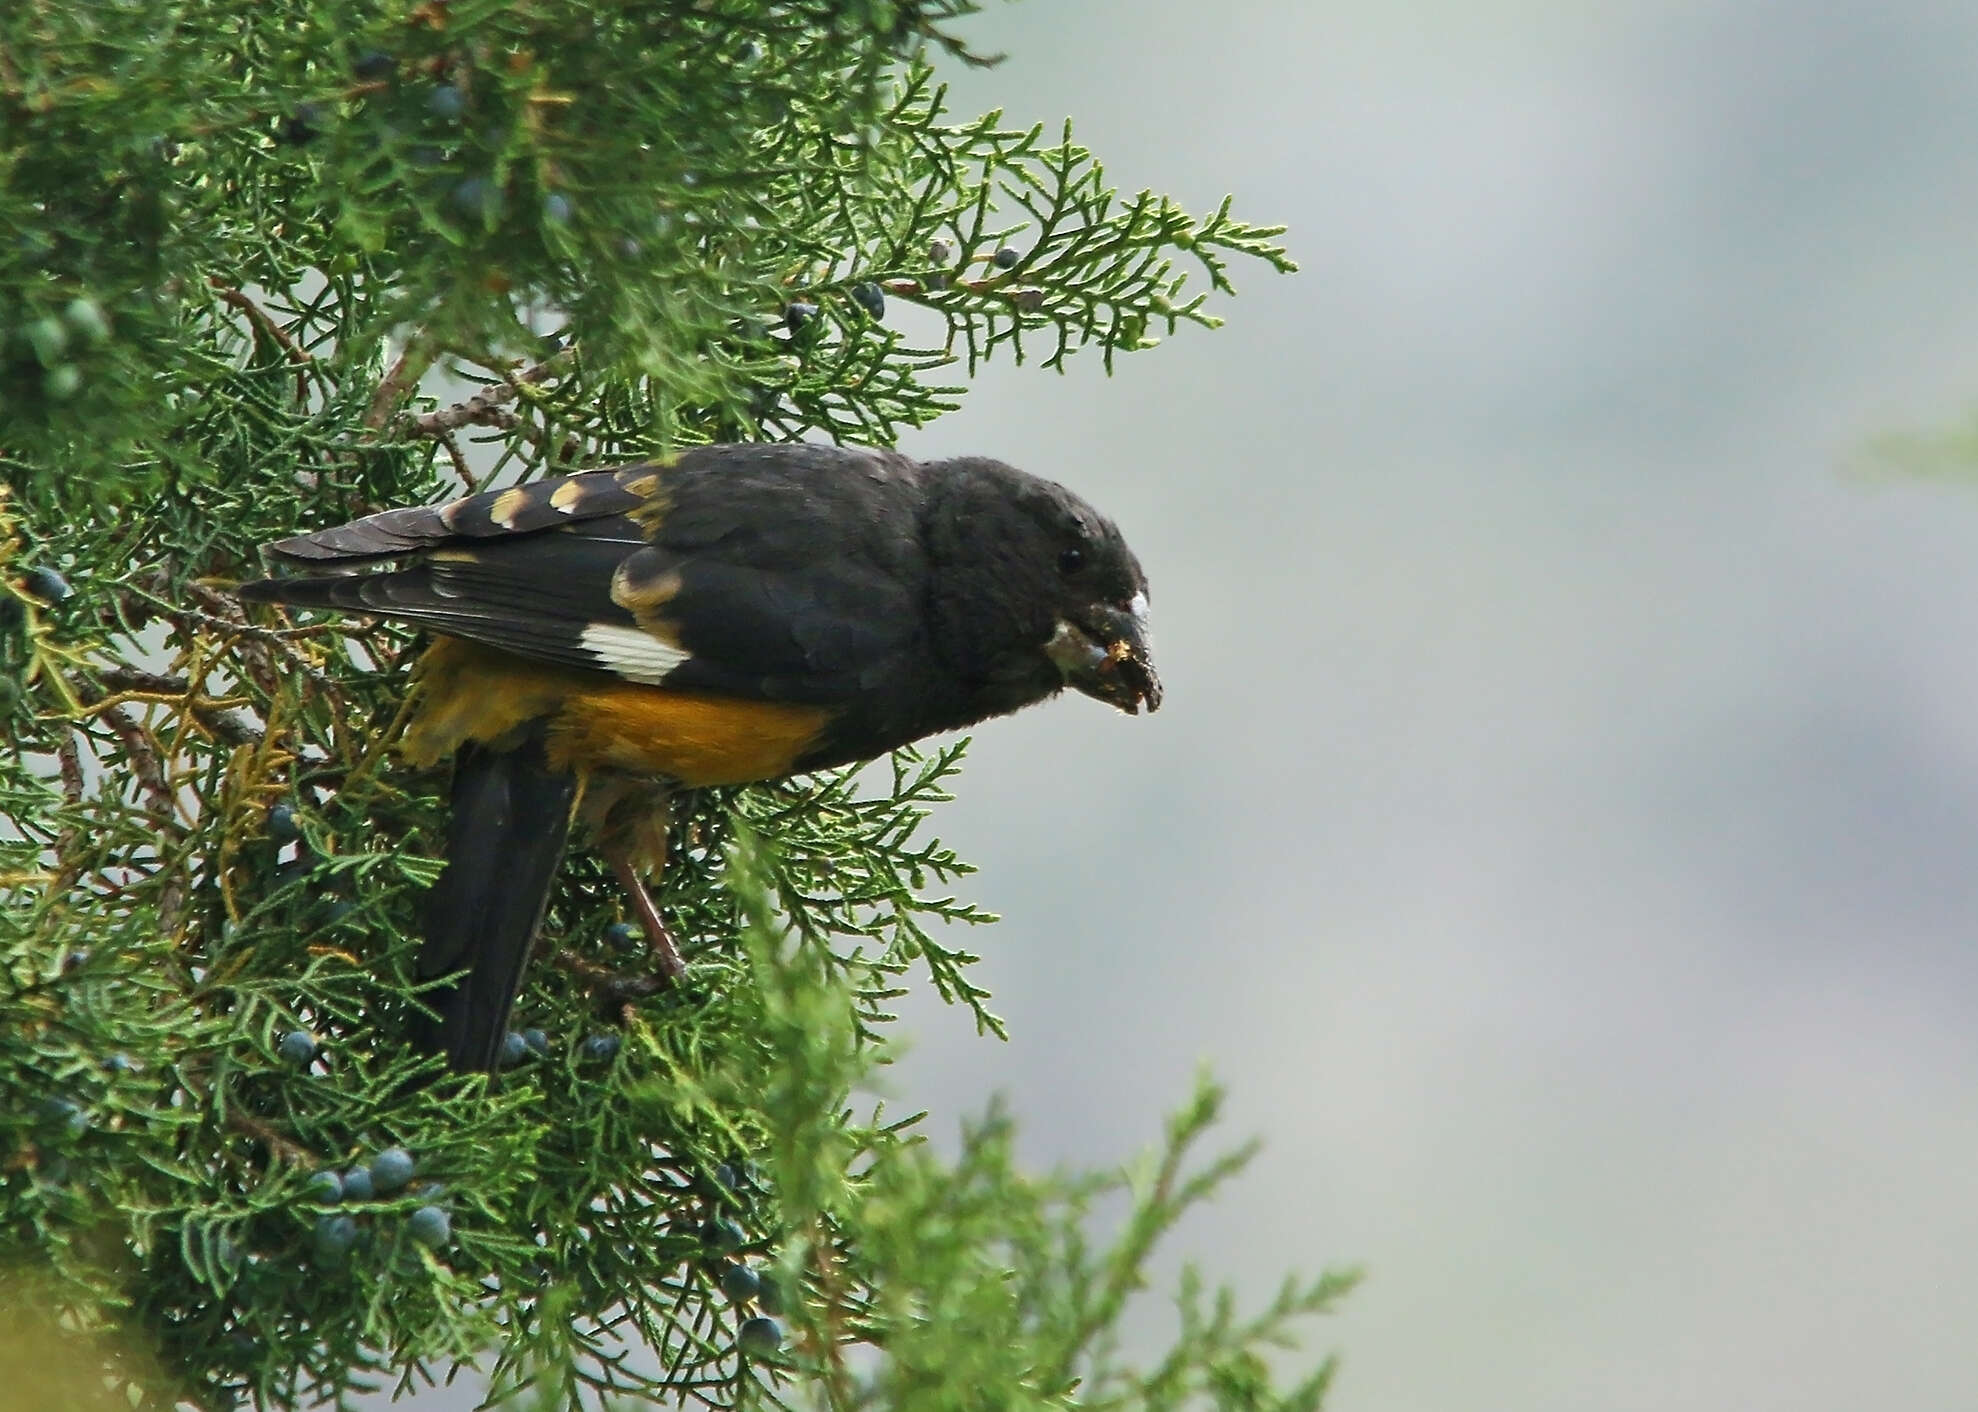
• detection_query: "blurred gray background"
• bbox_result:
[890,2,1978,1410]
[405,2,1978,1407]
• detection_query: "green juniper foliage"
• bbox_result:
[0,1,1350,1408]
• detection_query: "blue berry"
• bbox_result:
[352,50,395,80]
[266,802,300,841]
[850,282,885,318]
[369,1146,415,1193]
[277,1029,318,1065]
[427,86,466,120]
[451,177,503,222]
[38,1097,86,1139]
[783,302,818,333]
[603,921,640,953]
[24,316,68,363]
[700,1217,745,1253]
[62,298,109,344]
[102,1052,134,1074]
[407,1205,451,1247]
[521,1028,549,1057]
[542,193,573,225]
[719,1263,760,1303]
[279,104,325,146]
[305,1170,343,1204]
[41,365,82,401]
[313,1214,358,1262]
[713,1162,743,1191]
[755,1271,784,1315]
[24,567,71,604]
[499,1031,528,1068]
[927,237,954,265]
[340,1166,374,1201]
[737,1316,783,1357]
[61,948,90,973]
[579,1033,621,1063]
[993,245,1021,269]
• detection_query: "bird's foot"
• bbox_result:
[550,952,675,1023]
[607,853,687,977]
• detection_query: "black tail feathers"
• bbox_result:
[411,733,576,1073]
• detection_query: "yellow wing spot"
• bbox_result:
[628,482,672,534]
[489,486,530,528]
[549,479,589,512]
[610,561,684,625]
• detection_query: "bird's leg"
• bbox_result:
[607,851,686,983]
[552,854,681,1015]
[552,779,686,1015]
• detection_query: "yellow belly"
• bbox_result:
[401,638,827,787]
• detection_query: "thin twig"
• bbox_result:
[437,429,473,485]
[95,700,190,934]
[98,705,174,827]
[208,280,316,372]
[180,579,346,706]
[51,728,86,895]
[365,332,435,430]
[85,666,263,748]
[403,353,566,436]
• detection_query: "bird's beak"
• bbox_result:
[1045,593,1162,715]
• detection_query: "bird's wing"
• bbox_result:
[238,449,927,705]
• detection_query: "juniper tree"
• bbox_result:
[0,3,1355,1409]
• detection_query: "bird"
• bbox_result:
[237,442,1161,1073]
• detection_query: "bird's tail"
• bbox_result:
[412,732,576,1073]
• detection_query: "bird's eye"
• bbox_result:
[1058,546,1086,576]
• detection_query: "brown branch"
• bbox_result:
[97,705,172,823]
[96,700,189,934]
[436,429,473,486]
[86,666,262,748]
[207,280,316,372]
[403,353,566,437]
[51,728,85,896]
[365,332,435,430]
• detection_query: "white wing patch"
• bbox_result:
[578,624,691,684]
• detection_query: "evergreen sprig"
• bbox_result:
[1,2,1341,1408]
